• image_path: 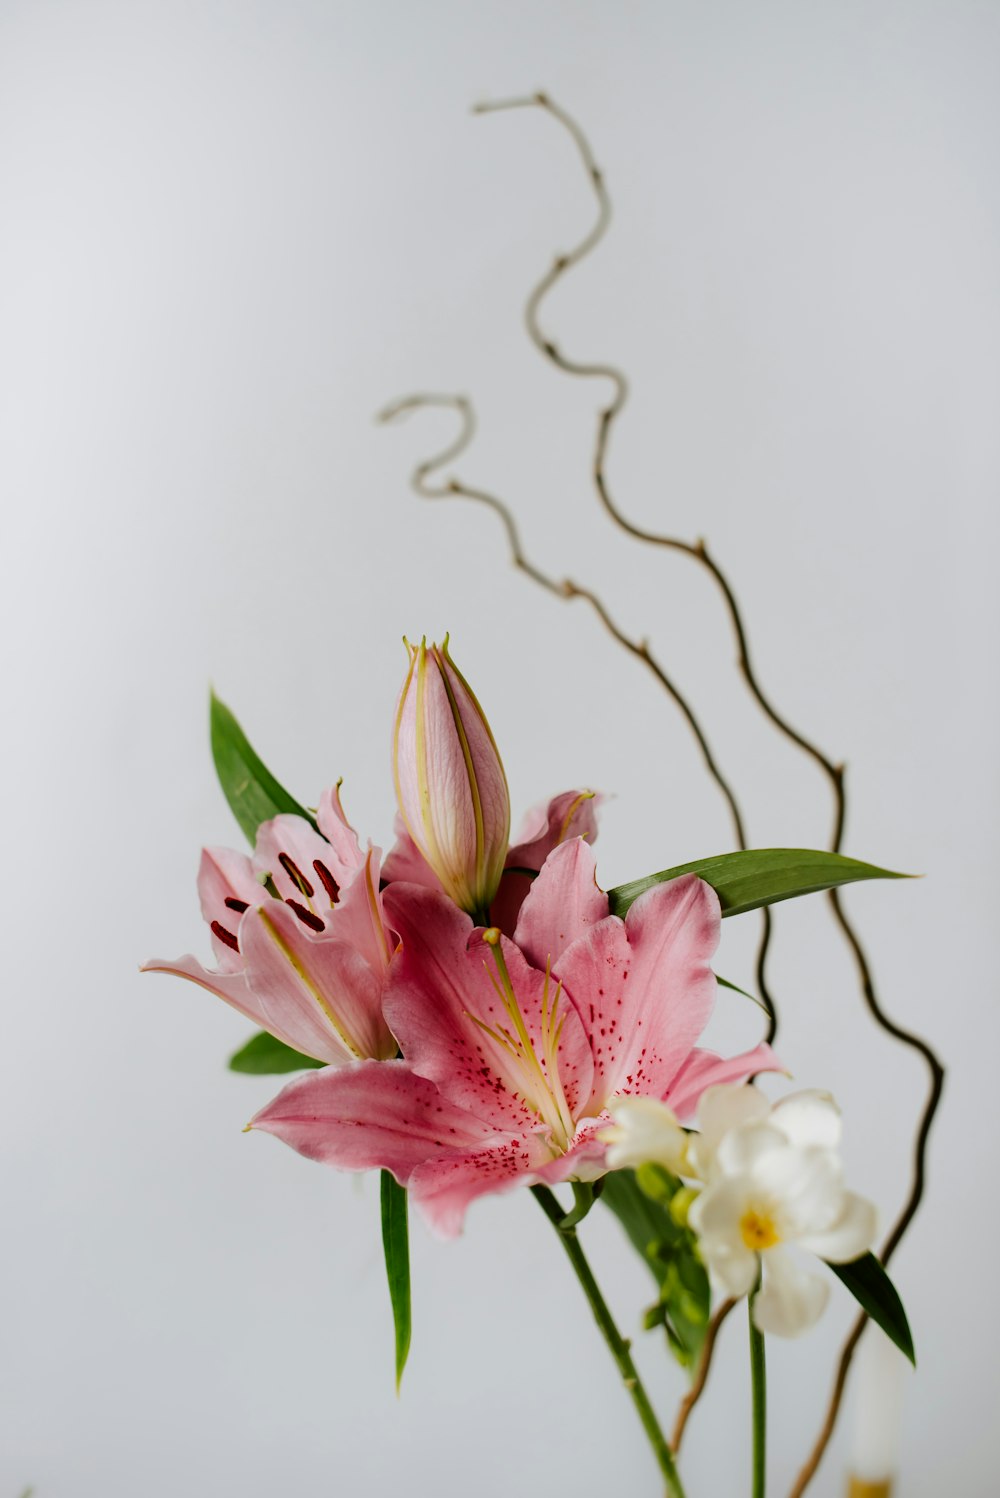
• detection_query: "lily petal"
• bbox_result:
[140,951,346,1064]
[324,845,396,977]
[620,874,721,1088]
[492,789,602,934]
[553,874,722,1114]
[381,813,445,893]
[241,901,397,1064]
[506,788,602,870]
[250,1061,506,1182]
[513,838,608,970]
[664,1043,783,1122]
[315,782,366,883]
[409,1132,556,1238]
[197,846,262,971]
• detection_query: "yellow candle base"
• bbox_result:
[848,1480,892,1498]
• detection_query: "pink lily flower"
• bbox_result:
[250,839,780,1236]
[142,785,397,1064]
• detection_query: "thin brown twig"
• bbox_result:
[378,393,755,866]
[472,93,945,1493]
[670,1297,737,1455]
[475,94,779,1044]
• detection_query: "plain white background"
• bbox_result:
[2,2,997,1494]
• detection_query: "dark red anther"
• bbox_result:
[224,897,249,913]
[211,920,239,953]
[287,899,325,933]
[313,860,340,904]
[278,853,314,898]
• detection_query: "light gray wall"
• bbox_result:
[2,2,997,1494]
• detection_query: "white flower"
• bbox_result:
[602,1084,878,1338]
[689,1086,877,1337]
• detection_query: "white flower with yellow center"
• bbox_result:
[603,1084,878,1337]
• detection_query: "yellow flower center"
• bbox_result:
[740,1209,780,1252]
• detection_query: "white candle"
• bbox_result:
[848,1324,911,1495]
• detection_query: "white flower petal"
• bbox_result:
[601,1097,689,1174]
[715,1122,786,1178]
[693,1084,771,1176]
[771,1090,842,1151]
[689,1177,748,1240]
[753,1248,829,1337]
[797,1191,878,1263]
[697,1233,760,1298]
[752,1144,845,1238]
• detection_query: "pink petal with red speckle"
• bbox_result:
[664,1043,783,1122]
[409,1132,556,1238]
[551,873,720,1115]
[382,884,595,1136]
[250,1061,507,1182]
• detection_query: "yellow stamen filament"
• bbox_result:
[472,930,576,1154]
[740,1209,781,1252]
[258,907,363,1059]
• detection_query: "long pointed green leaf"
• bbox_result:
[209,691,316,846]
[228,1031,325,1075]
[717,974,768,1012]
[829,1253,915,1365]
[607,848,908,921]
[380,1171,411,1391]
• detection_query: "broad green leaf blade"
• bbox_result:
[607,848,908,921]
[210,691,316,846]
[228,1031,325,1075]
[381,1170,411,1391]
[829,1253,915,1365]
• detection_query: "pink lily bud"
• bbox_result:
[392,636,510,921]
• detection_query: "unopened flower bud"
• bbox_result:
[392,636,510,920]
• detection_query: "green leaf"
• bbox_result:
[607,848,909,921]
[828,1252,915,1365]
[717,974,768,1012]
[601,1169,710,1373]
[228,1031,325,1075]
[210,691,316,846]
[381,1171,411,1391]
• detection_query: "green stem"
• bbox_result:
[748,1293,766,1498]
[532,1185,687,1498]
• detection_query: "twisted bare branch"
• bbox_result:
[471,93,945,1493]
[670,1298,737,1455]
[377,393,756,864]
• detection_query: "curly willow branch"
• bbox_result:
[470,91,945,1493]
[377,392,757,872]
